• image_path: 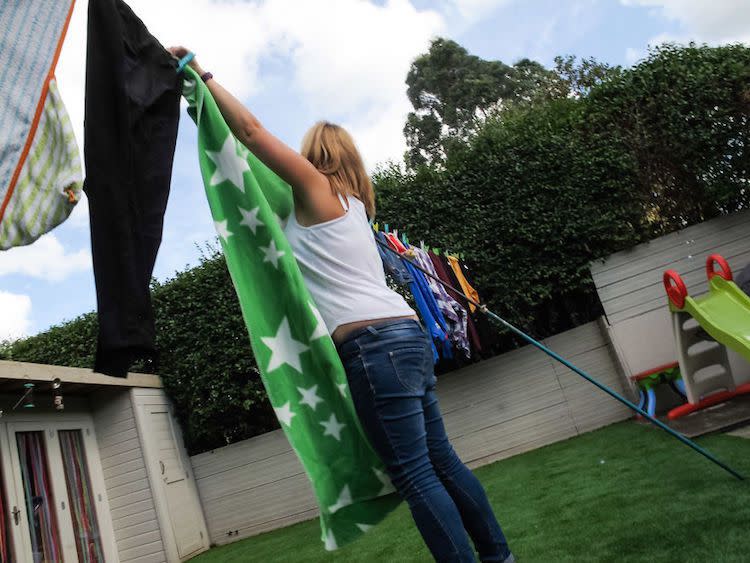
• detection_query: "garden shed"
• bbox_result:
[0,360,209,563]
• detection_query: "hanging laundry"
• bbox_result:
[374,230,412,285]
[0,1,80,250]
[412,247,470,357]
[447,255,498,356]
[84,0,182,376]
[431,251,484,356]
[447,254,481,313]
[385,234,452,361]
[183,67,401,550]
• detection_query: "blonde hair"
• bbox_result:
[301,121,375,218]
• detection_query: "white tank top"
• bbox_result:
[283,194,415,334]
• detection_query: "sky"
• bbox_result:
[2,0,750,340]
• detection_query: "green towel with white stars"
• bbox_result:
[182,67,400,550]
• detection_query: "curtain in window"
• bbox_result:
[16,432,61,563]
[59,431,103,563]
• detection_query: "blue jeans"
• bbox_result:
[337,319,512,563]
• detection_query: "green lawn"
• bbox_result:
[190,422,750,562]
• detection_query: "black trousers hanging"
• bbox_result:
[84,0,181,377]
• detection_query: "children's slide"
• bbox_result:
[663,254,750,418]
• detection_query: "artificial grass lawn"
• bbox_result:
[190,421,750,562]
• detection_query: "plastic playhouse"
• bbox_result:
[663,254,750,419]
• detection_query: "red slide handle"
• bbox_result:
[706,254,733,281]
[663,270,688,309]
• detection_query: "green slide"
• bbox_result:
[664,254,750,364]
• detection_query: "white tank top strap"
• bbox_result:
[336,191,350,212]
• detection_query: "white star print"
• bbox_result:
[373,467,395,495]
[260,239,285,268]
[320,413,346,441]
[327,484,352,514]
[205,135,250,192]
[214,219,232,243]
[238,206,263,234]
[297,384,324,411]
[337,383,348,398]
[273,402,296,427]
[324,528,337,551]
[309,303,328,340]
[355,523,373,533]
[260,317,309,373]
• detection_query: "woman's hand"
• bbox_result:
[167,46,203,74]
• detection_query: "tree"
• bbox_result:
[404,38,558,168]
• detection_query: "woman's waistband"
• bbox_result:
[335,318,423,352]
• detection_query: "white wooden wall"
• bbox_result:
[591,210,750,384]
[92,390,168,563]
[591,210,750,325]
[191,319,630,546]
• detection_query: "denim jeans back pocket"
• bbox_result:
[388,346,429,393]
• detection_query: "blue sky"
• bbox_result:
[2,0,748,339]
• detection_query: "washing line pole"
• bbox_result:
[374,238,745,481]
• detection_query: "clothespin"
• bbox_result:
[176,52,195,73]
[373,222,379,232]
[393,229,398,240]
[402,233,409,245]
[384,223,390,233]
[420,240,426,251]
[434,248,440,256]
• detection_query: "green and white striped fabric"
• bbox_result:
[0,78,82,250]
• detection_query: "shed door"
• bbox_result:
[144,407,204,560]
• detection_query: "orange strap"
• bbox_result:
[0,1,77,224]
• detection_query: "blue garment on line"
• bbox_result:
[375,231,413,285]
[403,256,452,362]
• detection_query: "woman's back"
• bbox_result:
[284,193,414,336]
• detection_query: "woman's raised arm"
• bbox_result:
[169,47,338,221]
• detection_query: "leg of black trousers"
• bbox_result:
[84,0,181,377]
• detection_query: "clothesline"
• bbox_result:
[373,237,482,312]
[372,223,466,261]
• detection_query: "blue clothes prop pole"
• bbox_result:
[375,238,745,481]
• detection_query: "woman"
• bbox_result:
[169,47,514,563]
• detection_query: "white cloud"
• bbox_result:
[57,0,271,154]
[0,292,32,340]
[442,0,511,24]
[254,0,443,168]
[54,0,456,171]
[0,234,91,282]
[622,0,750,44]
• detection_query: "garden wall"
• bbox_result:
[189,320,630,546]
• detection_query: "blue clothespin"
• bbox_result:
[384,223,389,233]
[176,52,195,74]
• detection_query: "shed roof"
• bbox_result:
[0,360,163,397]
